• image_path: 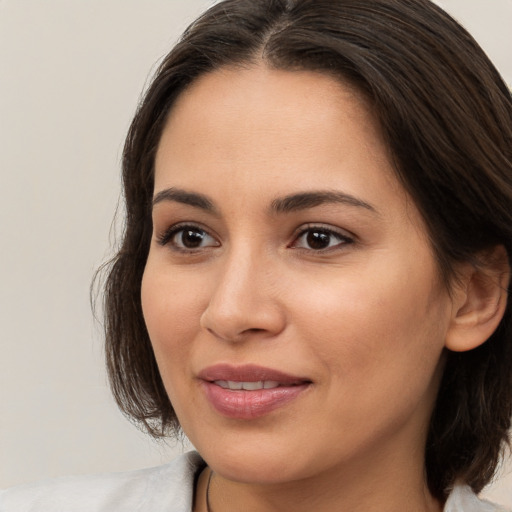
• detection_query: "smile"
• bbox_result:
[198,364,311,419]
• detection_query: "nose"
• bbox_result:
[199,250,286,343]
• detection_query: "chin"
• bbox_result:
[195,437,310,484]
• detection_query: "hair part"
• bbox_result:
[100,0,512,500]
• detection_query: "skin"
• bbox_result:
[141,65,458,512]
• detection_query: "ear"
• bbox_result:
[445,245,510,352]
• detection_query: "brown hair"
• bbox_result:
[101,0,512,499]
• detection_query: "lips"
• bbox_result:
[198,364,311,419]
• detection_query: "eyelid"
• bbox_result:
[289,223,355,251]
[156,222,219,249]
[155,221,354,254]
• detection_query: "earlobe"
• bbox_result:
[445,245,510,353]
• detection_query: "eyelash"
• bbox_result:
[289,225,354,252]
[156,223,354,253]
[156,223,219,252]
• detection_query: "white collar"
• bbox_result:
[444,483,509,511]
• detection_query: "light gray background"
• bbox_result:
[1,0,511,505]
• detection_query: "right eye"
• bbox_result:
[157,225,219,251]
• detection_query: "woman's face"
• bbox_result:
[142,66,456,484]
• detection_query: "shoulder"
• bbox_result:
[444,483,510,512]
[0,451,204,512]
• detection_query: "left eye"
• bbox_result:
[291,228,352,251]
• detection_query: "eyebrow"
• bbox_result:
[270,191,378,215]
[152,187,378,216]
[152,188,216,212]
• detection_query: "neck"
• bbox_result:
[196,449,443,512]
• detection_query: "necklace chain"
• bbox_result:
[205,468,214,512]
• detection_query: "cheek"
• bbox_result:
[141,264,206,378]
[140,266,211,427]
[293,272,449,446]
[289,261,449,385]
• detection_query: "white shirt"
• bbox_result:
[0,451,508,511]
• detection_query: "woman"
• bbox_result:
[2,0,512,510]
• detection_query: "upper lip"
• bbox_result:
[198,364,311,385]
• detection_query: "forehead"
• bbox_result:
[158,67,383,168]
[168,65,368,126]
[154,65,414,224]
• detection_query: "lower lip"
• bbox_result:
[202,381,309,419]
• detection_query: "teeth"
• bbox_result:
[214,380,281,390]
[217,380,242,390]
[243,381,263,391]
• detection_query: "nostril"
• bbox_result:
[199,294,286,342]
[204,325,271,343]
